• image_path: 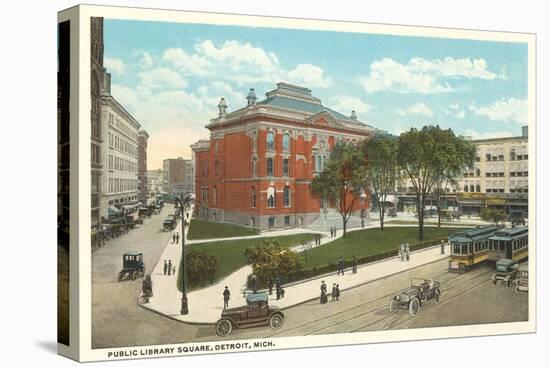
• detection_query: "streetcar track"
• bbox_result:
[319,267,494,334]
[263,269,457,337]
[273,268,491,337]
[349,268,494,333]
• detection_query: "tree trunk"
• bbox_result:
[417,193,425,241]
[379,201,385,231]
[342,214,347,238]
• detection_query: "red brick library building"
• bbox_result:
[191,83,375,230]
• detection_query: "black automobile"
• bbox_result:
[389,278,441,316]
[215,292,284,337]
[118,251,145,281]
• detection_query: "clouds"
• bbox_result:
[163,40,331,88]
[330,96,373,116]
[138,67,188,90]
[104,57,125,74]
[398,102,434,117]
[360,57,502,94]
[469,98,527,124]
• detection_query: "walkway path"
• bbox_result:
[141,212,453,323]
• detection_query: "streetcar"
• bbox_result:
[448,225,501,273]
[487,226,528,263]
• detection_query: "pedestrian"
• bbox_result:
[440,239,446,255]
[223,286,230,309]
[175,232,179,244]
[334,227,337,237]
[320,281,328,304]
[337,256,344,276]
[330,226,334,238]
[335,284,340,301]
[172,265,176,275]
[251,274,257,293]
[280,287,285,299]
[331,283,336,301]
[406,243,410,261]
[172,232,176,243]
[268,277,273,295]
[275,277,281,300]
[168,260,172,276]
[141,275,153,304]
[352,255,357,274]
[400,243,405,261]
[163,260,168,275]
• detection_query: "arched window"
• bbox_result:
[282,134,290,151]
[283,186,291,207]
[266,157,274,176]
[251,157,257,177]
[267,131,275,150]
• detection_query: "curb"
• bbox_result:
[148,252,451,326]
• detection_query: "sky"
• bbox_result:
[103,19,529,170]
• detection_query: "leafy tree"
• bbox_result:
[398,126,476,240]
[244,240,300,285]
[480,208,507,225]
[311,141,368,237]
[186,250,220,286]
[362,133,400,231]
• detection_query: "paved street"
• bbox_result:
[93,222,528,349]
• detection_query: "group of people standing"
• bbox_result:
[336,255,358,275]
[320,280,342,304]
[172,231,180,244]
[400,243,411,262]
[163,259,176,276]
[329,226,338,238]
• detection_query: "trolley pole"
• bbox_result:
[175,194,189,315]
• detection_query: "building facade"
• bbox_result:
[395,126,529,217]
[137,130,149,202]
[191,82,374,230]
[90,17,105,230]
[162,158,193,195]
[146,169,163,194]
[458,127,528,216]
[100,81,141,220]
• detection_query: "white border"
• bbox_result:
[61,4,536,362]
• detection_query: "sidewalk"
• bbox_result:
[140,216,452,323]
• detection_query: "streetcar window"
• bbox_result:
[453,244,460,254]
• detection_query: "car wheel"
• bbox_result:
[131,271,137,281]
[216,319,232,337]
[434,291,440,304]
[269,313,284,330]
[409,298,420,316]
[389,299,399,313]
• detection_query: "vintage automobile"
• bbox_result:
[118,251,145,281]
[138,207,152,219]
[215,292,284,337]
[389,278,441,316]
[492,259,519,287]
[163,215,176,231]
[513,263,528,292]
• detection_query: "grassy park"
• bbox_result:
[297,226,467,270]
[187,219,260,240]
[178,233,318,291]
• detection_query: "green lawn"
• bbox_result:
[299,226,466,270]
[186,219,259,240]
[178,233,317,291]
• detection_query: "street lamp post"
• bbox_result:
[174,194,189,315]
